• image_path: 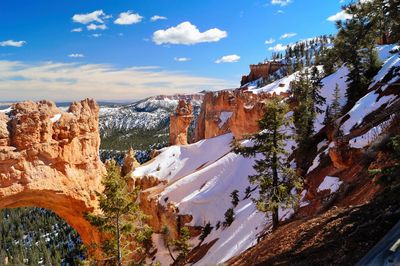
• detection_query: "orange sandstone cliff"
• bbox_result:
[0,99,105,245]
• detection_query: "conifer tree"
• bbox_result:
[230,190,240,207]
[87,160,153,266]
[334,1,381,109]
[232,98,302,230]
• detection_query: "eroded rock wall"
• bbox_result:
[194,90,286,142]
[0,99,105,245]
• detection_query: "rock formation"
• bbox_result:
[121,148,140,176]
[169,99,193,146]
[241,61,283,86]
[194,90,286,142]
[0,99,105,246]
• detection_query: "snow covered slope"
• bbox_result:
[134,134,296,265]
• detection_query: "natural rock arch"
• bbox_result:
[0,99,105,245]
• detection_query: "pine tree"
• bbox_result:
[334,1,382,109]
[171,227,192,264]
[198,222,213,246]
[310,66,326,115]
[232,98,302,230]
[223,208,235,228]
[290,70,322,167]
[86,160,153,266]
[230,190,240,207]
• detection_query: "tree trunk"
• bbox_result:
[117,215,122,266]
[272,126,279,230]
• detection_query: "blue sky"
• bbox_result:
[0,0,346,101]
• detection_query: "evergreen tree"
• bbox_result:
[198,222,213,246]
[334,1,382,109]
[232,98,302,230]
[171,227,192,264]
[223,208,235,228]
[290,69,324,167]
[230,190,240,207]
[87,160,153,266]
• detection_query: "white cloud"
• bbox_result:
[91,33,102,38]
[174,57,191,62]
[271,0,292,6]
[215,54,240,63]
[72,10,109,24]
[151,15,167,22]
[268,43,287,52]
[152,21,227,45]
[0,61,233,101]
[68,54,84,58]
[71,28,83,33]
[114,11,143,25]
[0,40,27,47]
[265,38,276,44]
[280,32,297,39]
[327,10,353,22]
[87,23,107,31]
[276,10,285,14]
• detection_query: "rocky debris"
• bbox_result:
[169,100,194,146]
[0,99,105,246]
[229,178,400,266]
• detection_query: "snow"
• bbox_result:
[340,50,400,135]
[317,176,342,193]
[50,114,62,123]
[341,92,396,135]
[307,146,330,174]
[369,52,400,90]
[314,66,349,132]
[376,44,400,62]
[133,134,233,183]
[349,116,394,149]
[0,107,12,113]
[317,139,328,152]
[250,71,297,95]
[218,111,233,128]
[135,134,296,265]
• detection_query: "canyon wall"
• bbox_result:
[193,90,286,142]
[241,62,283,86]
[0,99,105,245]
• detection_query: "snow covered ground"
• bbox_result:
[134,134,297,265]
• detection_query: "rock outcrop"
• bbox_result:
[121,148,140,176]
[194,90,286,142]
[169,99,193,146]
[241,62,283,86]
[0,99,105,246]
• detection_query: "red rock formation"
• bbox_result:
[241,61,283,86]
[194,90,286,142]
[170,99,193,145]
[0,99,105,246]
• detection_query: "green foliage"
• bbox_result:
[290,68,325,167]
[101,127,168,152]
[223,208,235,228]
[332,0,386,109]
[0,207,84,265]
[233,98,303,229]
[198,222,213,244]
[324,83,342,126]
[230,190,240,207]
[390,135,400,157]
[87,160,152,265]
[171,227,192,264]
